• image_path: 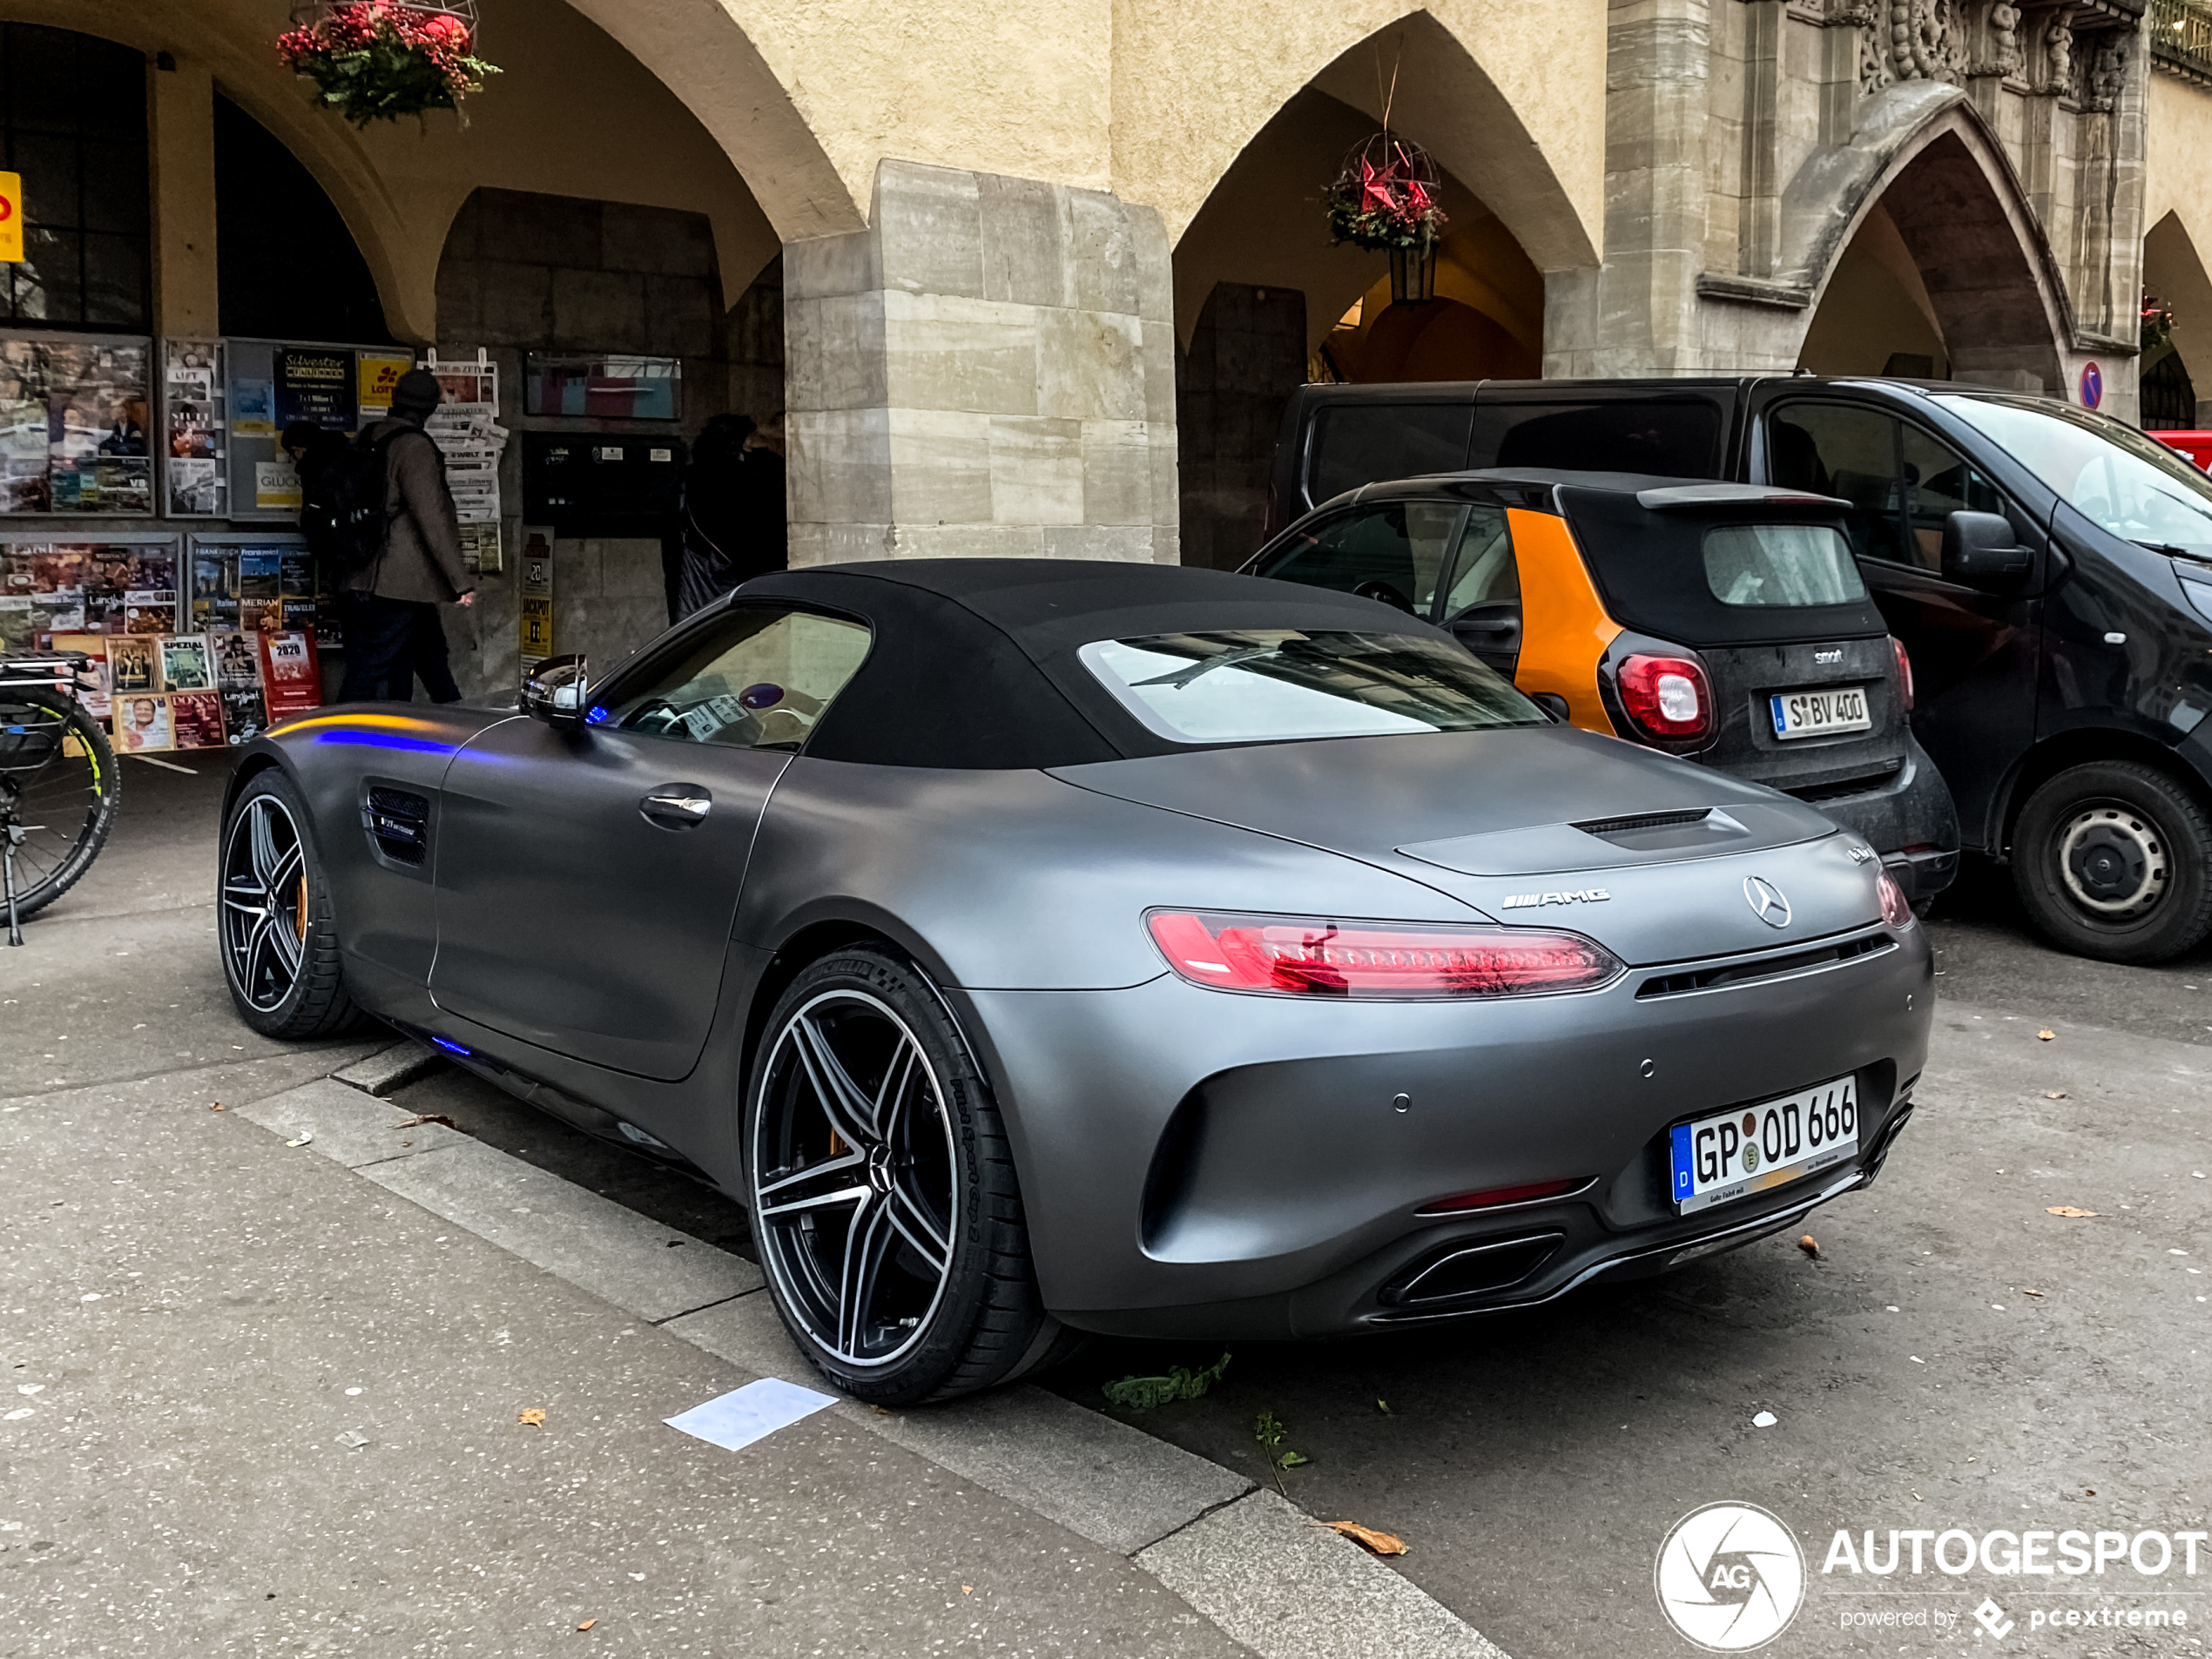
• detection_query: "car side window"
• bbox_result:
[591,605,872,751]
[1764,403,1916,568]
[1438,506,1519,617]
[1899,422,2005,570]
[1255,502,1468,617]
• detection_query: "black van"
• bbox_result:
[1263,378,2212,963]
[1245,470,1959,907]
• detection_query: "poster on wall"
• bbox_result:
[357,351,413,420]
[164,339,227,516]
[258,630,322,719]
[232,379,274,439]
[273,348,356,432]
[47,341,152,515]
[518,523,553,675]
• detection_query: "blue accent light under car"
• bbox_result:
[430,1036,473,1057]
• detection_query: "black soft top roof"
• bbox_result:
[738,558,1442,769]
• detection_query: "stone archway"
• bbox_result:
[1784,89,2072,395]
[2144,211,2212,428]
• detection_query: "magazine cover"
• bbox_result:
[279,552,314,597]
[107,634,158,694]
[159,633,213,691]
[259,630,322,718]
[24,549,85,592]
[239,597,283,634]
[0,340,48,515]
[113,691,173,753]
[219,685,267,744]
[169,457,220,514]
[51,634,111,721]
[212,629,261,689]
[0,594,29,650]
[30,590,85,641]
[48,341,152,515]
[239,551,280,600]
[125,591,178,634]
[170,688,226,750]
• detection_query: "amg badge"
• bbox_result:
[1501,888,1611,908]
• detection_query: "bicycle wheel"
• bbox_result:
[0,688,120,921]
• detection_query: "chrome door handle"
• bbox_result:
[641,787,711,826]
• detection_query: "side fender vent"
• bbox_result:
[363,786,430,866]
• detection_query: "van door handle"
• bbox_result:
[641,786,711,828]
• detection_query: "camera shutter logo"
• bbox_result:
[1654,1502,1805,1651]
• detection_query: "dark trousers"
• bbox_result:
[339,593,455,704]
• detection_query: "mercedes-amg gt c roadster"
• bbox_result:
[219,559,1932,1403]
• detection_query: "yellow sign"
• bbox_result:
[519,596,553,664]
[357,351,413,416]
[0,172,22,264]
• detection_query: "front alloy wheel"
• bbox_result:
[745,947,1059,1404]
[218,771,361,1037]
[2013,761,2212,963]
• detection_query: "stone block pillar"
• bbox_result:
[783,162,1179,567]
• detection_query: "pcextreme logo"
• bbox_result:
[1655,1503,1806,1651]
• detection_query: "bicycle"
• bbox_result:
[0,651,119,946]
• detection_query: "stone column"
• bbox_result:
[147,57,219,337]
[783,162,1179,567]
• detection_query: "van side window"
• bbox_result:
[1764,403,1916,567]
[1307,404,1473,506]
[1472,401,1723,477]
[1899,423,2004,570]
[1251,502,1469,616]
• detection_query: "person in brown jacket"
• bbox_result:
[336,368,475,704]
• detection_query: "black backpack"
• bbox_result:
[300,427,421,575]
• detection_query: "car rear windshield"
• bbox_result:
[1078,630,1543,745]
[1702,524,1867,607]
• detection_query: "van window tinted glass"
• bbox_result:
[1703,524,1867,606]
[1307,403,1473,505]
[1080,629,1542,745]
[593,606,872,750]
[1899,424,2004,570]
[1252,502,1467,616]
[1935,394,2212,559]
[1472,401,1723,476]
[1765,403,1916,565]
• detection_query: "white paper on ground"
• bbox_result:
[664,1378,837,1453]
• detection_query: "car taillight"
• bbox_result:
[1891,637,1914,712]
[1145,911,1622,999]
[1877,870,1913,929]
[1616,653,1711,742]
[1415,1177,1593,1216]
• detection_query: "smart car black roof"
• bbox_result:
[738,558,1442,769]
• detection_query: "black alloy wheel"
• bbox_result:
[0,689,119,921]
[219,770,361,1037]
[2013,761,2212,964]
[745,946,1066,1404]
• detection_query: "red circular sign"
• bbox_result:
[2080,361,2104,409]
[0,197,17,223]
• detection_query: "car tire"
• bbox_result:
[219,769,364,1038]
[2012,761,2212,963]
[745,945,1052,1405]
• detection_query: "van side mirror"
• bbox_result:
[1941,511,2032,586]
[521,655,590,729]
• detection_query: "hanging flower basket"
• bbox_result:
[2143,293,2176,354]
[1323,134,1447,253]
[278,3,499,130]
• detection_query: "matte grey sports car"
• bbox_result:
[219,559,1933,1403]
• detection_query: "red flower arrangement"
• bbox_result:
[1324,135,1447,253]
[277,3,499,129]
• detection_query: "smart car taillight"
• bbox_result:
[1877,869,1914,928]
[1616,653,1711,742]
[1891,636,1914,712]
[1145,911,1622,999]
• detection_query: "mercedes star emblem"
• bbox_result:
[1743,875,1792,928]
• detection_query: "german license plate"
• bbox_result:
[1770,685,1871,739]
[1668,1076,1858,1214]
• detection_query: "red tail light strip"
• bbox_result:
[1415,1176,1599,1217]
[1146,911,1623,1000]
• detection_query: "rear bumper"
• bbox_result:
[961,919,1934,1339]
[1793,734,1960,900]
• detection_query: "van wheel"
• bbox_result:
[2012,762,2212,963]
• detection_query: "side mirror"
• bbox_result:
[521,655,590,729]
[1941,510,2033,586]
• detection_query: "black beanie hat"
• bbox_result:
[391,368,442,419]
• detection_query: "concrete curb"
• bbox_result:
[242,1043,1511,1659]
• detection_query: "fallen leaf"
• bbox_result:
[1797,1234,1820,1259]
[576,1620,596,1632]
[2024,1288,2045,1298]
[2037,1029,2056,1041]
[397,1113,457,1130]
[1376,1398,1392,1414]
[517,1407,547,1427]
[208,1102,224,1112]
[2047,1206,2100,1218]
[1327,1521,1409,1556]
[2045,1091,2067,1100]
[961,1585,973,1595]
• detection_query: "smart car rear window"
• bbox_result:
[1702,524,1866,607]
[1078,629,1543,745]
